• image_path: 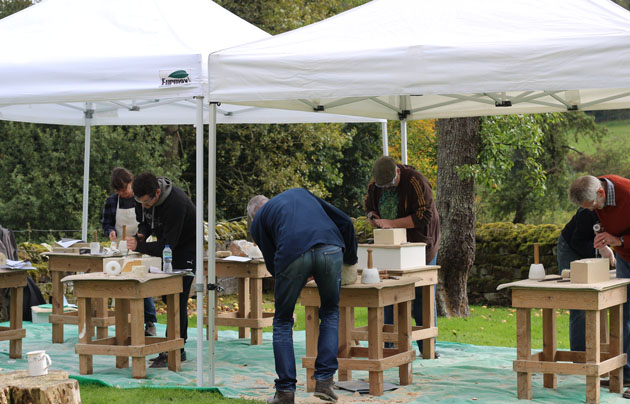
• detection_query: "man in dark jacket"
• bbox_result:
[248,189,358,404]
[125,172,196,368]
[557,208,615,352]
[365,156,441,356]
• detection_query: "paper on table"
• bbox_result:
[2,259,35,269]
[56,238,83,248]
[222,256,251,262]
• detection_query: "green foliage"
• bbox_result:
[327,123,382,217]
[80,386,262,404]
[215,123,352,219]
[387,120,438,187]
[0,121,186,242]
[468,112,604,224]
[0,0,34,19]
[215,0,368,35]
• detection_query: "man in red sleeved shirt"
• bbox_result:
[569,174,630,386]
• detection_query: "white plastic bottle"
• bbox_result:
[162,244,173,273]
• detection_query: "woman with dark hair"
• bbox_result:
[100,167,157,337]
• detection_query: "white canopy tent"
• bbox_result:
[0,0,384,388]
[209,0,630,162]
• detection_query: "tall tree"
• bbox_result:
[436,118,480,317]
[472,113,604,224]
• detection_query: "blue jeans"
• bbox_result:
[384,254,438,353]
[273,244,342,392]
[614,252,630,380]
[144,298,157,324]
[556,235,585,352]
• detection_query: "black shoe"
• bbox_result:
[145,322,156,337]
[314,377,338,402]
[148,350,186,368]
[623,387,630,399]
[419,350,440,359]
[266,390,294,404]
[600,378,630,387]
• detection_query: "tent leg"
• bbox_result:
[401,119,408,165]
[81,103,94,242]
[207,102,217,387]
[381,121,388,156]
[194,96,205,387]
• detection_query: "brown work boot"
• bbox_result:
[314,377,338,402]
[266,390,294,404]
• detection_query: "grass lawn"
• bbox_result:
[81,297,573,404]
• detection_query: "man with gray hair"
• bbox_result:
[569,174,630,386]
[248,188,358,404]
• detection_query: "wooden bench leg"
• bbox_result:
[422,284,436,359]
[305,306,319,392]
[609,304,623,393]
[9,286,23,359]
[542,308,557,388]
[51,271,64,343]
[238,278,250,340]
[585,310,600,404]
[516,308,532,400]
[95,298,108,339]
[251,278,263,345]
[115,299,129,369]
[78,297,93,375]
[368,307,384,396]
[130,299,146,379]
[338,306,352,382]
[167,293,181,372]
[398,300,412,386]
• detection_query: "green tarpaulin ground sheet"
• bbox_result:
[0,321,628,403]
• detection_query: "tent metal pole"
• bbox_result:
[81,102,93,242]
[401,119,408,165]
[194,96,205,387]
[381,121,388,156]
[207,102,217,386]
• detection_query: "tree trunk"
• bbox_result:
[0,370,81,404]
[436,117,480,317]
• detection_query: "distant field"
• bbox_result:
[573,118,630,152]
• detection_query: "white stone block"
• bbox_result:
[358,243,426,270]
[570,258,610,284]
[373,228,407,245]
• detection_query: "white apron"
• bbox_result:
[115,196,139,239]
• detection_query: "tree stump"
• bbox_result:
[0,370,81,404]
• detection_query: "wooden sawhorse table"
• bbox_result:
[501,277,630,404]
[44,252,122,343]
[63,272,184,379]
[301,278,417,396]
[0,268,27,358]
[356,265,439,359]
[204,258,274,345]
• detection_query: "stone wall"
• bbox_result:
[469,222,561,306]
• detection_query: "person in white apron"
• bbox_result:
[101,167,157,336]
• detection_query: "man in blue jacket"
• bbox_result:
[248,189,358,404]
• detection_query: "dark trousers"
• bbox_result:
[162,251,195,343]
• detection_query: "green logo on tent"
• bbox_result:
[159,69,192,86]
[168,70,189,79]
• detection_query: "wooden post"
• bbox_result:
[122,225,126,240]
[93,230,98,242]
[534,243,539,264]
[367,248,373,269]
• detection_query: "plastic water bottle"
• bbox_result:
[162,244,173,273]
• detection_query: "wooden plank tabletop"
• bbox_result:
[497,276,630,292]
[61,272,186,284]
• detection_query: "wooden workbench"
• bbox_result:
[301,278,418,396]
[0,268,27,358]
[356,265,439,359]
[43,252,124,343]
[499,276,630,404]
[204,258,274,345]
[62,272,185,379]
